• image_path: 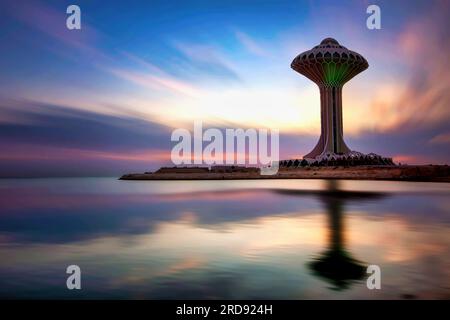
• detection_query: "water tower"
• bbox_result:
[291,38,368,160]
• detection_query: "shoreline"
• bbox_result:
[120,165,450,183]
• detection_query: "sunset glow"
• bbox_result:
[0,0,449,176]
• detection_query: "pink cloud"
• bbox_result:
[429,133,450,145]
[0,143,170,163]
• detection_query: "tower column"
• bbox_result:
[304,85,350,159]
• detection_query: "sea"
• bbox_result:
[0,178,448,299]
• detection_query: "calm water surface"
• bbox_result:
[0,178,449,299]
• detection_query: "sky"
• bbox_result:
[0,0,449,177]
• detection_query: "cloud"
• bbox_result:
[429,132,450,145]
[1,0,111,64]
[0,144,169,163]
[234,31,270,57]
[2,0,207,102]
[0,101,174,176]
[367,1,450,133]
[171,41,241,82]
[108,68,204,98]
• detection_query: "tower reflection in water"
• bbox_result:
[278,180,386,291]
[309,180,360,290]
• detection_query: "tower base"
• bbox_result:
[279,151,395,168]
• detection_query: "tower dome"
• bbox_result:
[291,38,368,87]
[320,37,340,45]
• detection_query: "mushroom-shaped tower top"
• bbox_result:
[291,38,368,86]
